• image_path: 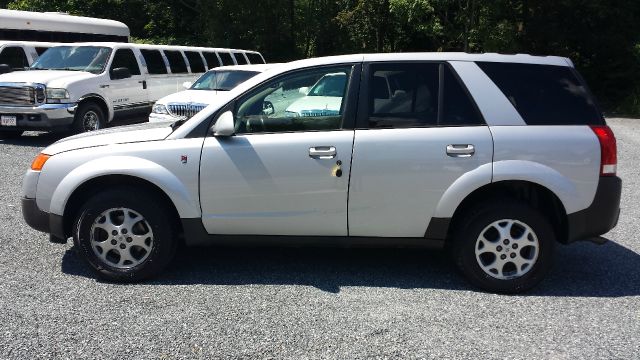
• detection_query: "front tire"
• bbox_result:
[72,187,177,282]
[451,200,555,293]
[72,102,105,133]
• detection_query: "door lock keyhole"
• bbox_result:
[333,160,343,177]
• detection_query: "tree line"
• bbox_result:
[3,0,640,115]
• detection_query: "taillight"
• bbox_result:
[590,125,617,176]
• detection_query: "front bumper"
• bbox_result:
[0,103,77,131]
[567,176,622,243]
[21,197,66,243]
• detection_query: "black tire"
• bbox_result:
[72,102,105,134]
[72,187,177,282]
[451,200,555,293]
[0,130,23,139]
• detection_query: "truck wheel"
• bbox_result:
[72,102,104,133]
[451,200,555,293]
[72,187,177,282]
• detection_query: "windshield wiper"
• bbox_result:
[209,88,229,91]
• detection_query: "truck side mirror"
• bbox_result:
[0,64,12,75]
[110,67,131,80]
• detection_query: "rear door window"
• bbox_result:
[363,62,485,128]
[185,51,205,73]
[164,50,188,73]
[140,49,167,74]
[477,62,604,125]
[0,46,29,70]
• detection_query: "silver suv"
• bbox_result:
[21,53,621,293]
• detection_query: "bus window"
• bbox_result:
[140,49,167,74]
[184,51,205,73]
[0,46,29,70]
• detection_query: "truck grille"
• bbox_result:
[0,85,37,105]
[168,103,207,119]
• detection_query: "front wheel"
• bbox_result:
[72,187,177,282]
[451,200,555,293]
[72,102,105,133]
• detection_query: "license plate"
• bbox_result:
[1,115,17,127]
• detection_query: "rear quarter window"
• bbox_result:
[477,62,604,125]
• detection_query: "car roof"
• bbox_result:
[286,52,573,68]
[50,42,263,54]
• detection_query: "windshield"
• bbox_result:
[308,73,347,97]
[30,46,112,74]
[191,70,260,91]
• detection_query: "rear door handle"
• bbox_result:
[309,146,336,159]
[139,80,147,89]
[446,144,475,157]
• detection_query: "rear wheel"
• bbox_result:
[72,102,105,133]
[72,187,177,282]
[451,200,555,293]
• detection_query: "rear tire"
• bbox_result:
[451,200,555,293]
[72,187,177,282]
[72,102,105,133]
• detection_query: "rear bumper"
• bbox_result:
[567,176,622,243]
[0,103,76,131]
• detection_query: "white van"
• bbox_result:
[0,42,265,136]
[0,40,59,72]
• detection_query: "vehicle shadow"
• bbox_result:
[60,237,640,297]
[0,131,67,147]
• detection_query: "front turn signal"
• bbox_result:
[31,153,51,171]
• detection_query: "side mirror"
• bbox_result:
[298,86,309,95]
[110,67,131,80]
[212,111,235,137]
[0,64,12,75]
[182,81,193,89]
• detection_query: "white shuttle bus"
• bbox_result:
[0,9,130,43]
[0,42,266,136]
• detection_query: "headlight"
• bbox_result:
[46,88,69,100]
[152,103,169,114]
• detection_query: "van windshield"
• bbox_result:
[30,46,112,74]
[191,69,260,91]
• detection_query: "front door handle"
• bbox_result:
[139,80,147,89]
[446,144,475,157]
[309,146,336,159]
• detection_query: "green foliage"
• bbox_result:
[4,0,640,114]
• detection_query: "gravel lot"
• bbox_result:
[0,118,638,359]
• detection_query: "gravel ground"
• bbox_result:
[0,118,638,359]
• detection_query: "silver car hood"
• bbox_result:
[44,122,175,155]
